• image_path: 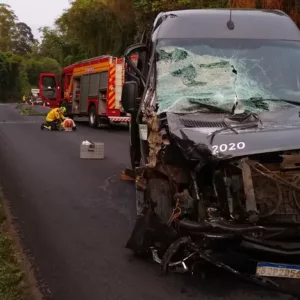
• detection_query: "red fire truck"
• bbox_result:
[39,55,135,127]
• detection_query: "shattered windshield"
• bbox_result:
[156,39,300,114]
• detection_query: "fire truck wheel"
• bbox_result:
[88,105,98,128]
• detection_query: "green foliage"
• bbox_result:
[132,0,229,36]
[0,51,61,102]
[54,0,136,59]
[0,4,36,55]
[0,52,23,102]
[12,22,37,55]
[38,26,79,66]
[0,5,61,102]
[39,0,230,60]
[0,4,17,52]
[23,58,40,87]
[0,191,30,300]
[23,57,61,87]
[18,62,31,97]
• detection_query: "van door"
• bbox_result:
[39,73,60,107]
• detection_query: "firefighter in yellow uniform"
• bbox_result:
[45,107,66,130]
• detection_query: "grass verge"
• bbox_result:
[15,103,23,110]
[0,189,35,300]
[16,104,47,117]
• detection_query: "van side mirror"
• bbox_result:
[121,81,138,113]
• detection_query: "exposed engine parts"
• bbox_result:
[127,115,300,298]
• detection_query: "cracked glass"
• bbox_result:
[156,39,300,114]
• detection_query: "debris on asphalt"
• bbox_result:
[120,168,135,181]
[80,141,104,159]
[18,105,47,116]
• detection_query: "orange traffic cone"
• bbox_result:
[42,102,46,108]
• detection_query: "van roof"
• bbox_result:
[152,9,300,41]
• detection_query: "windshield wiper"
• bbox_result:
[187,98,231,113]
[209,96,300,143]
[231,95,263,124]
[209,122,260,144]
[248,97,300,106]
[209,99,263,144]
[180,97,263,144]
[228,110,263,125]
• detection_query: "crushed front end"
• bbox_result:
[126,110,300,297]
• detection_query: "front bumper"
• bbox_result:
[127,209,300,298]
[108,116,130,122]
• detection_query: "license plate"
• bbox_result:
[256,262,300,279]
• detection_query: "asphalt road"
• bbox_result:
[0,104,295,300]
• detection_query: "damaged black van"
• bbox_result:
[121,9,300,297]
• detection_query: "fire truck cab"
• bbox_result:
[39,55,132,127]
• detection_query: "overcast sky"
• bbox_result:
[2,0,70,40]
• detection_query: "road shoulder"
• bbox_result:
[0,187,42,300]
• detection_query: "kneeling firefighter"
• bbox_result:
[45,107,66,130]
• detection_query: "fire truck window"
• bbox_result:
[42,76,56,89]
[99,71,108,90]
[73,77,81,101]
[89,73,100,96]
[41,76,56,100]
